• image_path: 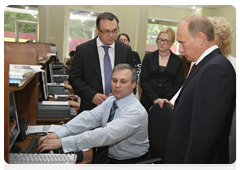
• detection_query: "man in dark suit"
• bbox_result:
[69,12,134,112]
[165,14,236,164]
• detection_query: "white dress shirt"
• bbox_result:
[54,93,149,160]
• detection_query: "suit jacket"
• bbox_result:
[140,50,184,111]
[165,48,236,164]
[69,37,134,112]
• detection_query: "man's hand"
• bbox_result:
[37,133,61,153]
[67,94,77,100]
[92,93,107,105]
[68,100,80,107]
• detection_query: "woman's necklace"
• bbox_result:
[159,52,170,59]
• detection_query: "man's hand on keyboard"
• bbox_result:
[37,133,61,153]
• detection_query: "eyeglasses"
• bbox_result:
[157,38,172,44]
[97,26,120,35]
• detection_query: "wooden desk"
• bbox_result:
[78,148,93,164]
[10,73,39,125]
[14,136,93,164]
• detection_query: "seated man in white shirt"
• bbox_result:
[37,63,149,164]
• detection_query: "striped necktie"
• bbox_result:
[107,101,118,123]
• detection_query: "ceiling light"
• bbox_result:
[191,5,196,10]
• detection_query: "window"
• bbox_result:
[68,9,102,55]
[146,18,179,54]
[4,5,38,42]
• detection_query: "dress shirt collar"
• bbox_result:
[192,45,218,66]
[96,37,115,49]
[113,93,135,110]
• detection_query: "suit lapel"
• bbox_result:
[175,48,222,105]
[88,38,102,81]
[114,40,122,65]
[165,52,177,72]
[153,50,160,69]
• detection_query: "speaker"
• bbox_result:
[16,116,26,142]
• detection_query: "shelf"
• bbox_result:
[9,74,36,92]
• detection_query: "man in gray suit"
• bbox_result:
[165,14,236,164]
[69,12,134,112]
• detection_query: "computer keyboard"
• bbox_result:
[57,96,69,101]
[9,153,77,164]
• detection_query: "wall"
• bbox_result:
[39,5,65,60]
[149,6,190,21]
[38,5,236,62]
[62,5,149,61]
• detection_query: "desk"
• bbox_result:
[77,148,93,164]
[14,136,93,164]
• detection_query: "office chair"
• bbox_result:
[136,103,173,164]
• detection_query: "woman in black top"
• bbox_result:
[117,33,141,77]
[140,27,184,112]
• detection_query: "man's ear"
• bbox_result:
[132,82,136,90]
[96,26,99,34]
[197,32,206,45]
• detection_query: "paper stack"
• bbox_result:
[9,64,42,87]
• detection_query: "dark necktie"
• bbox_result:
[101,100,118,169]
[189,63,196,73]
[102,46,112,96]
[107,100,118,123]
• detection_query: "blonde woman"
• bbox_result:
[208,17,235,70]
[208,16,236,164]
[140,27,184,111]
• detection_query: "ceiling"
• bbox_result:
[160,5,230,10]
[6,5,230,11]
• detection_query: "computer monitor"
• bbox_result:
[9,91,20,151]
[39,70,49,100]
[47,62,54,83]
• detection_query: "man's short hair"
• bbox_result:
[96,12,119,28]
[112,64,137,83]
[181,14,215,42]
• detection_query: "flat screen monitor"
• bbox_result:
[39,70,49,100]
[47,62,54,83]
[9,91,20,150]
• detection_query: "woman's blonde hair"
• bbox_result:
[156,27,175,43]
[208,17,233,57]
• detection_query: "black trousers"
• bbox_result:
[88,148,151,170]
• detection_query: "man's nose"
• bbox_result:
[178,44,184,54]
